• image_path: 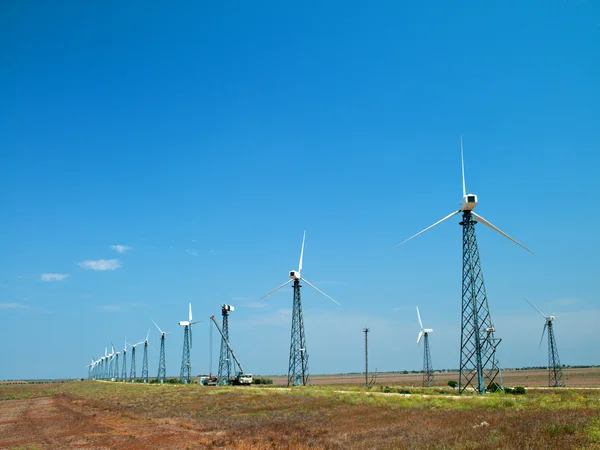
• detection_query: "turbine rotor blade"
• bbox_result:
[461,135,466,197]
[471,212,533,254]
[417,331,423,345]
[302,278,340,305]
[394,210,461,248]
[299,230,306,272]
[416,306,423,330]
[260,279,293,300]
[525,298,547,319]
[189,302,192,322]
[539,323,547,348]
[152,319,164,335]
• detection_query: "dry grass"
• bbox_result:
[1,381,600,449]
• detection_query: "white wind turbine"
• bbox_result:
[261,231,339,387]
[525,299,565,387]
[416,306,435,387]
[179,302,200,383]
[152,320,169,383]
[395,137,533,394]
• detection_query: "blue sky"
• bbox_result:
[1,0,599,380]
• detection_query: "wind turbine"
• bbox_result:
[141,327,151,383]
[261,231,339,386]
[121,340,127,382]
[416,306,434,387]
[112,345,120,381]
[128,339,144,382]
[179,303,200,384]
[152,320,169,383]
[102,347,109,380]
[525,299,565,387]
[85,358,95,379]
[396,137,532,394]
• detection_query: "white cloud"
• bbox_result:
[78,259,121,271]
[99,304,121,312]
[186,249,199,256]
[41,273,70,282]
[110,245,132,254]
[242,302,269,309]
[0,303,30,309]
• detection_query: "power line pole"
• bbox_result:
[363,328,370,388]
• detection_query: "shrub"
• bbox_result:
[447,380,457,389]
[513,386,526,395]
[252,378,274,385]
[487,382,502,393]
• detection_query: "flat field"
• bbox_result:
[282,367,600,388]
[1,375,600,449]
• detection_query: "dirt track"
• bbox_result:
[0,395,215,449]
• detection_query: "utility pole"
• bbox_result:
[363,328,370,388]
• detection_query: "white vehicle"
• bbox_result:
[236,373,253,385]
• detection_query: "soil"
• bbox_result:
[0,395,212,449]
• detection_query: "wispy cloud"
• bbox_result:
[99,304,121,312]
[209,250,216,255]
[186,249,199,257]
[0,303,31,310]
[41,273,70,282]
[78,259,122,271]
[110,244,132,254]
[242,302,269,309]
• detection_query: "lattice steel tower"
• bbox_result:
[121,344,127,382]
[179,303,200,384]
[546,320,565,387]
[288,279,309,386]
[526,299,565,388]
[261,231,339,387]
[129,343,138,381]
[217,304,234,385]
[113,352,120,380]
[458,212,503,393]
[396,137,532,394]
[142,329,150,383]
[417,306,434,388]
[153,320,168,384]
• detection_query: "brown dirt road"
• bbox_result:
[0,395,217,449]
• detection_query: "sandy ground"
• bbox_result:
[0,396,212,449]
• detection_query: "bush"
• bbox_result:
[447,380,457,389]
[487,382,502,393]
[513,386,526,395]
[252,377,274,385]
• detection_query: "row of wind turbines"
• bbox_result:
[86,137,564,391]
[86,303,199,384]
[414,299,565,388]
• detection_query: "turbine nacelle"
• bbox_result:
[423,328,433,334]
[460,194,478,212]
[178,321,190,327]
[289,270,301,280]
[548,316,555,322]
